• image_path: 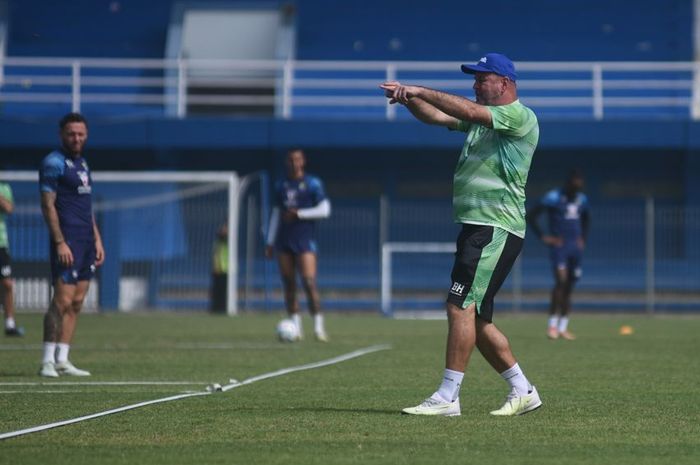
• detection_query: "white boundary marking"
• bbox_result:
[0,342,290,351]
[0,381,206,386]
[0,390,175,394]
[220,343,391,392]
[0,344,391,441]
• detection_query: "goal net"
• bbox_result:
[2,171,243,314]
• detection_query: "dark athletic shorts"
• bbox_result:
[0,247,12,279]
[50,239,96,284]
[276,236,317,255]
[446,224,523,322]
[550,243,583,281]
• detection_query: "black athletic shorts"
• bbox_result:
[0,247,12,279]
[446,224,523,322]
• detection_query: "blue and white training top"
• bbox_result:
[539,189,589,243]
[39,149,95,241]
[270,174,328,245]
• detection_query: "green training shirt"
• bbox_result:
[453,99,539,238]
[0,182,13,248]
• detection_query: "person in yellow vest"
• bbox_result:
[210,223,228,313]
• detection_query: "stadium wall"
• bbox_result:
[7,0,692,61]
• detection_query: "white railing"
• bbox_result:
[0,57,698,120]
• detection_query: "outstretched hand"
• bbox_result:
[380,81,419,105]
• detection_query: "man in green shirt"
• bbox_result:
[381,53,541,417]
[0,182,24,337]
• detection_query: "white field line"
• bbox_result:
[0,381,207,386]
[0,391,210,441]
[0,344,391,441]
[220,344,391,392]
[0,342,290,351]
[0,390,186,394]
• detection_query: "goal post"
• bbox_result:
[381,240,524,317]
[381,241,454,316]
[1,170,242,314]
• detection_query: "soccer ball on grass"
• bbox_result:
[276,318,299,342]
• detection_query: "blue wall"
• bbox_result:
[0,117,699,150]
[7,0,692,61]
[297,0,692,61]
[8,0,172,58]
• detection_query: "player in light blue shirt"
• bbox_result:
[527,169,590,340]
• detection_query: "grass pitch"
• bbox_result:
[0,311,699,465]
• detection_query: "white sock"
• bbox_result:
[547,316,559,329]
[558,317,570,333]
[291,313,302,334]
[42,342,57,364]
[56,343,70,364]
[313,314,324,333]
[5,317,16,330]
[435,368,464,402]
[500,363,532,396]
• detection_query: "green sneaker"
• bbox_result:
[490,386,542,416]
[402,395,461,417]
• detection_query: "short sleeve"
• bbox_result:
[453,120,472,133]
[579,193,589,211]
[39,153,64,193]
[541,190,559,207]
[309,176,327,204]
[489,102,538,138]
[0,183,12,202]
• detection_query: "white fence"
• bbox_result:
[371,198,699,315]
[1,57,699,119]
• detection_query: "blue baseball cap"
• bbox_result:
[461,53,517,81]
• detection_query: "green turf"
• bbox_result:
[1,312,699,465]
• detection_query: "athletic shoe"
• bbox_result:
[39,362,59,378]
[55,361,91,377]
[402,395,461,417]
[547,327,559,339]
[4,326,25,337]
[559,330,576,340]
[315,330,329,343]
[489,386,542,416]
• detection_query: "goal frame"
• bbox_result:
[1,170,241,315]
[380,241,455,316]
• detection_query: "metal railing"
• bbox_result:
[0,57,699,120]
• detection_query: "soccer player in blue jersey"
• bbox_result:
[265,149,331,342]
[38,113,105,377]
[526,169,590,340]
